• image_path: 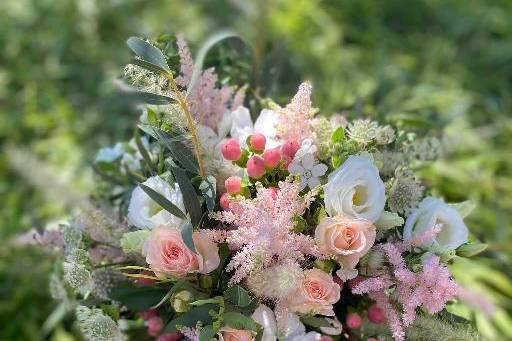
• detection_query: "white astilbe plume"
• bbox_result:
[76,306,126,341]
[92,268,125,301]
[246,263,303,299]
[212,180,319,283]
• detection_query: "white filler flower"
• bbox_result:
[288,153,327,190]
[127,176,185,229]
[404,196,469,250]
[324,155,385,222]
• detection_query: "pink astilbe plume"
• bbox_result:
[277,81,316,142]
[353,230,458,341]
[175,35,245,132]
[212,181,319,283]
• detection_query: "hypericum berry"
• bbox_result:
[225,176,242,194]
[368,304,386,324]
[263,147,281,168]
[280,154,292,171]
[280,139,300,158]
[249,133,266,152]
[221,139,242,161]
[147,316,164,337]
[219,193,231,211]
[139,309,158,321]
[247,156,266,179]
[346,312,362,329]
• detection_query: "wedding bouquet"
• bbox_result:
[45,34,486,341]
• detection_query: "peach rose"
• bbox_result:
[315,216,376,280]
[219,327,256,341]
[144,226,220,277]
[286,268,341,316]
[192,231,220,274]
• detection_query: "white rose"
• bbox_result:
[127,176,185,229]
[229,106,280,148]
[403,196,469,249]
[324,155,386,222]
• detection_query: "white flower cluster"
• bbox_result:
[76,306,126,341]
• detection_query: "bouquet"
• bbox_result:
[45,34,486,341]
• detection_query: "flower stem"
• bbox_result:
[164,72,206,178]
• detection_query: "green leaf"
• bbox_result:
[199,325,216,341]
[300,315,331,328]
[450,201,475,218]
[127,90,175,105]
[172,166,202,227]
[139,183,187,220]
[223,312,259,331]
[224,285,252,308]
[111,285,168,312]
[331,126,345,143]
[187,30,241,96]
[456,242,488,257]
[154,129,199,174]
[199,176,217,211]
[181,222,196,253]
[375,211,404,230]
[135,129,154,175]
[126,37,170,72]
[120,230,150,254]
[163,304,216,333]
[440,310,471,324]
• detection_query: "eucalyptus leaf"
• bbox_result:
[199,176,217,211]
[173,166,202,227]
[199,325,216,341]
[450,201,476,218]
[224,285,252,307]
[154,129,199,174]
[163,304,216,332]
[375,211,404,230]
[111,285,168,312]
[126,90,175,105]
[120,230,150,254]
[135,130,154,175]
[139,183,187,219]
[223,312,259,331]
[126,37,170,72]
[300,315,331,328]
[181,222,196,253]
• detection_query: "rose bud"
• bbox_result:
[368,304,385,324]
[225,176,242,194]
[263,147,281,168]
[346,312,362,329]
[281,139,300,158]
[221,139,242,161]
[249,133,266,152]
[247,155,266,179]
[147,316,164,337]
[219,193,231,211]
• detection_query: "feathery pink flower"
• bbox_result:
[277,82,315,142]
[212,181,319,283]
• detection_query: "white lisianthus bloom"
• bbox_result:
[229,106,280,148]
[404,197,469,250]
[127,176,185,229]
[251,305,321,341]
[324,155,386,222]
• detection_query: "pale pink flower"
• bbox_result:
[286,268,341,316]
[315,215,376,279]
[212,181,319,283]
[143,226,220,277]
[277,82,315,142]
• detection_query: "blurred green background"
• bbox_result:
[1,0,511,340]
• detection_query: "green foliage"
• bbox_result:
[224,284,252,308]
[110,285,168,312]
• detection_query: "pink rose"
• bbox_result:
[144,226,219,277]
[192,231,221,274]
[286,268,341,316]
[219,327,256,341]
[315,216,376,279]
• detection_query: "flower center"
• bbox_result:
[303,170,312,179]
